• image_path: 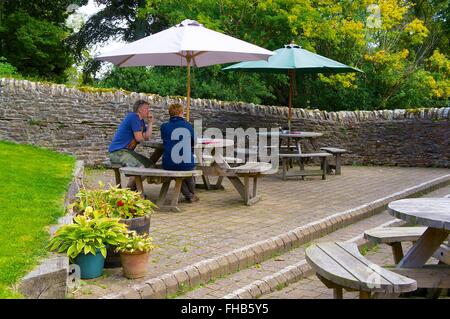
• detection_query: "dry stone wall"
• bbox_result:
[1,78,448,167]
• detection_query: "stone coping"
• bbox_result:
[18,160,84,299]
[100,173,450,299]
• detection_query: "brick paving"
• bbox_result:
[73,166,449,299]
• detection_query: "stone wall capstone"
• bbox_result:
[0,78,449,167]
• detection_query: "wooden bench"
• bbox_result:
[195,155,244,190]
[305,242,417,299]
[320,147,347,175]
[364,227,427,264]
[103,160,123,187]
[120,167,203,212]
[364,226,449,265]
[279,153,332,181]
[199,161,273,205]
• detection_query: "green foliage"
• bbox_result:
[48,215,128,259]
[0,11,73,82]
[72,183,156,219]
[0,57,17,77]
[0,140,75,298]
[92,0,449,110]
[115,232,156,254]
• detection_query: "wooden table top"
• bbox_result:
[258,131,323,138]
[388,198,450,230]
[142,138,234,149]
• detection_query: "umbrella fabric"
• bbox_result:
[96,19,273,120]
[223,44,362,129]
[223,44,362,74]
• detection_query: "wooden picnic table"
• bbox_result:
[385,198,450,294]
[258,131,323,153]
[388,198,450,268]
[142,138,234,189]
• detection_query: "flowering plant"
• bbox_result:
[71,182,156,219]
[115,231,156,254]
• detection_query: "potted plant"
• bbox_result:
[116,232,157,279]
[71,182,157,267]
[48,215,128,279]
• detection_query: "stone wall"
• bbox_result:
[1,78,449,167]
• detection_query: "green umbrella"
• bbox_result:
[223,43,363,130]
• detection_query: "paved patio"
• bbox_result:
[74,166,450,299]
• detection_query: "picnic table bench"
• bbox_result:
[200,161,273,205]
[120,167,203,212]
[279,152,332,180]
[364,226,449,264]
[320,147,348,175]
[103,160,123,187]
[305,242,417,299]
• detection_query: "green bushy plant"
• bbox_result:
[47,215,128,259]
[115,231,156,254]
[71,182,157,219]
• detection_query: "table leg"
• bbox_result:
[135,176,145,199]
[149,148,163,166]
[398,228,450,268]
[156,180,170,207]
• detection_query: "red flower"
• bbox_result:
[117,200,124,207]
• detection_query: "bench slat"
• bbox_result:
[317,243,393,291]
[120,167,203,177]
[228,162,272,174]
[279,153,332,158]
[336,242,416,293]
[320,147,347,154]
[306,242,417,294]
[364,227,427,244]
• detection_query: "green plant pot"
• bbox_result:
[74,250,105,279]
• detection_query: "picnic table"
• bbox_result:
[258,131,332,180]
[143,137,234,189]
[385,198,450,295]
[388,198,450,268]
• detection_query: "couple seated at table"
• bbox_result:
[108,100,199,203]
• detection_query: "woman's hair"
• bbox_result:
[168,103,184,117]
[133,100,149,113]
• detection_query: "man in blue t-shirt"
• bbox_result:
[160,103,199,203]
[109,100,153,189]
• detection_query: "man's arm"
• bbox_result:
[143,113,153,140]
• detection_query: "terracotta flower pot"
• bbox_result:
[120,251,150,279]
[104,214,151,268]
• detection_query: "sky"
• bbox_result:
[74,0,125,56]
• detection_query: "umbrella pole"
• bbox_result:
[288,70,294,131]
[186,54,191,121]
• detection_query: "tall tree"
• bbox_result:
[0,0,88,81]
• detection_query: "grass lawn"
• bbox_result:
[0,141,75,298]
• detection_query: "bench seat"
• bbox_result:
[320,147,348,175]
[364,226,449,264]
[305,242,417,298]
[103,160,123,187]
[120,167,203,212]
[279,153,331,181]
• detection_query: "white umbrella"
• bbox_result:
[96,19,273,120]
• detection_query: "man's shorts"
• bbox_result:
[109,149,153,168]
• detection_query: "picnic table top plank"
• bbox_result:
[388,198,450,230]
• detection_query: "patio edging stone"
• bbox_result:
[18,160,84,299]
[100,173,450,299]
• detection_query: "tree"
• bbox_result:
[0,0,88,81]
